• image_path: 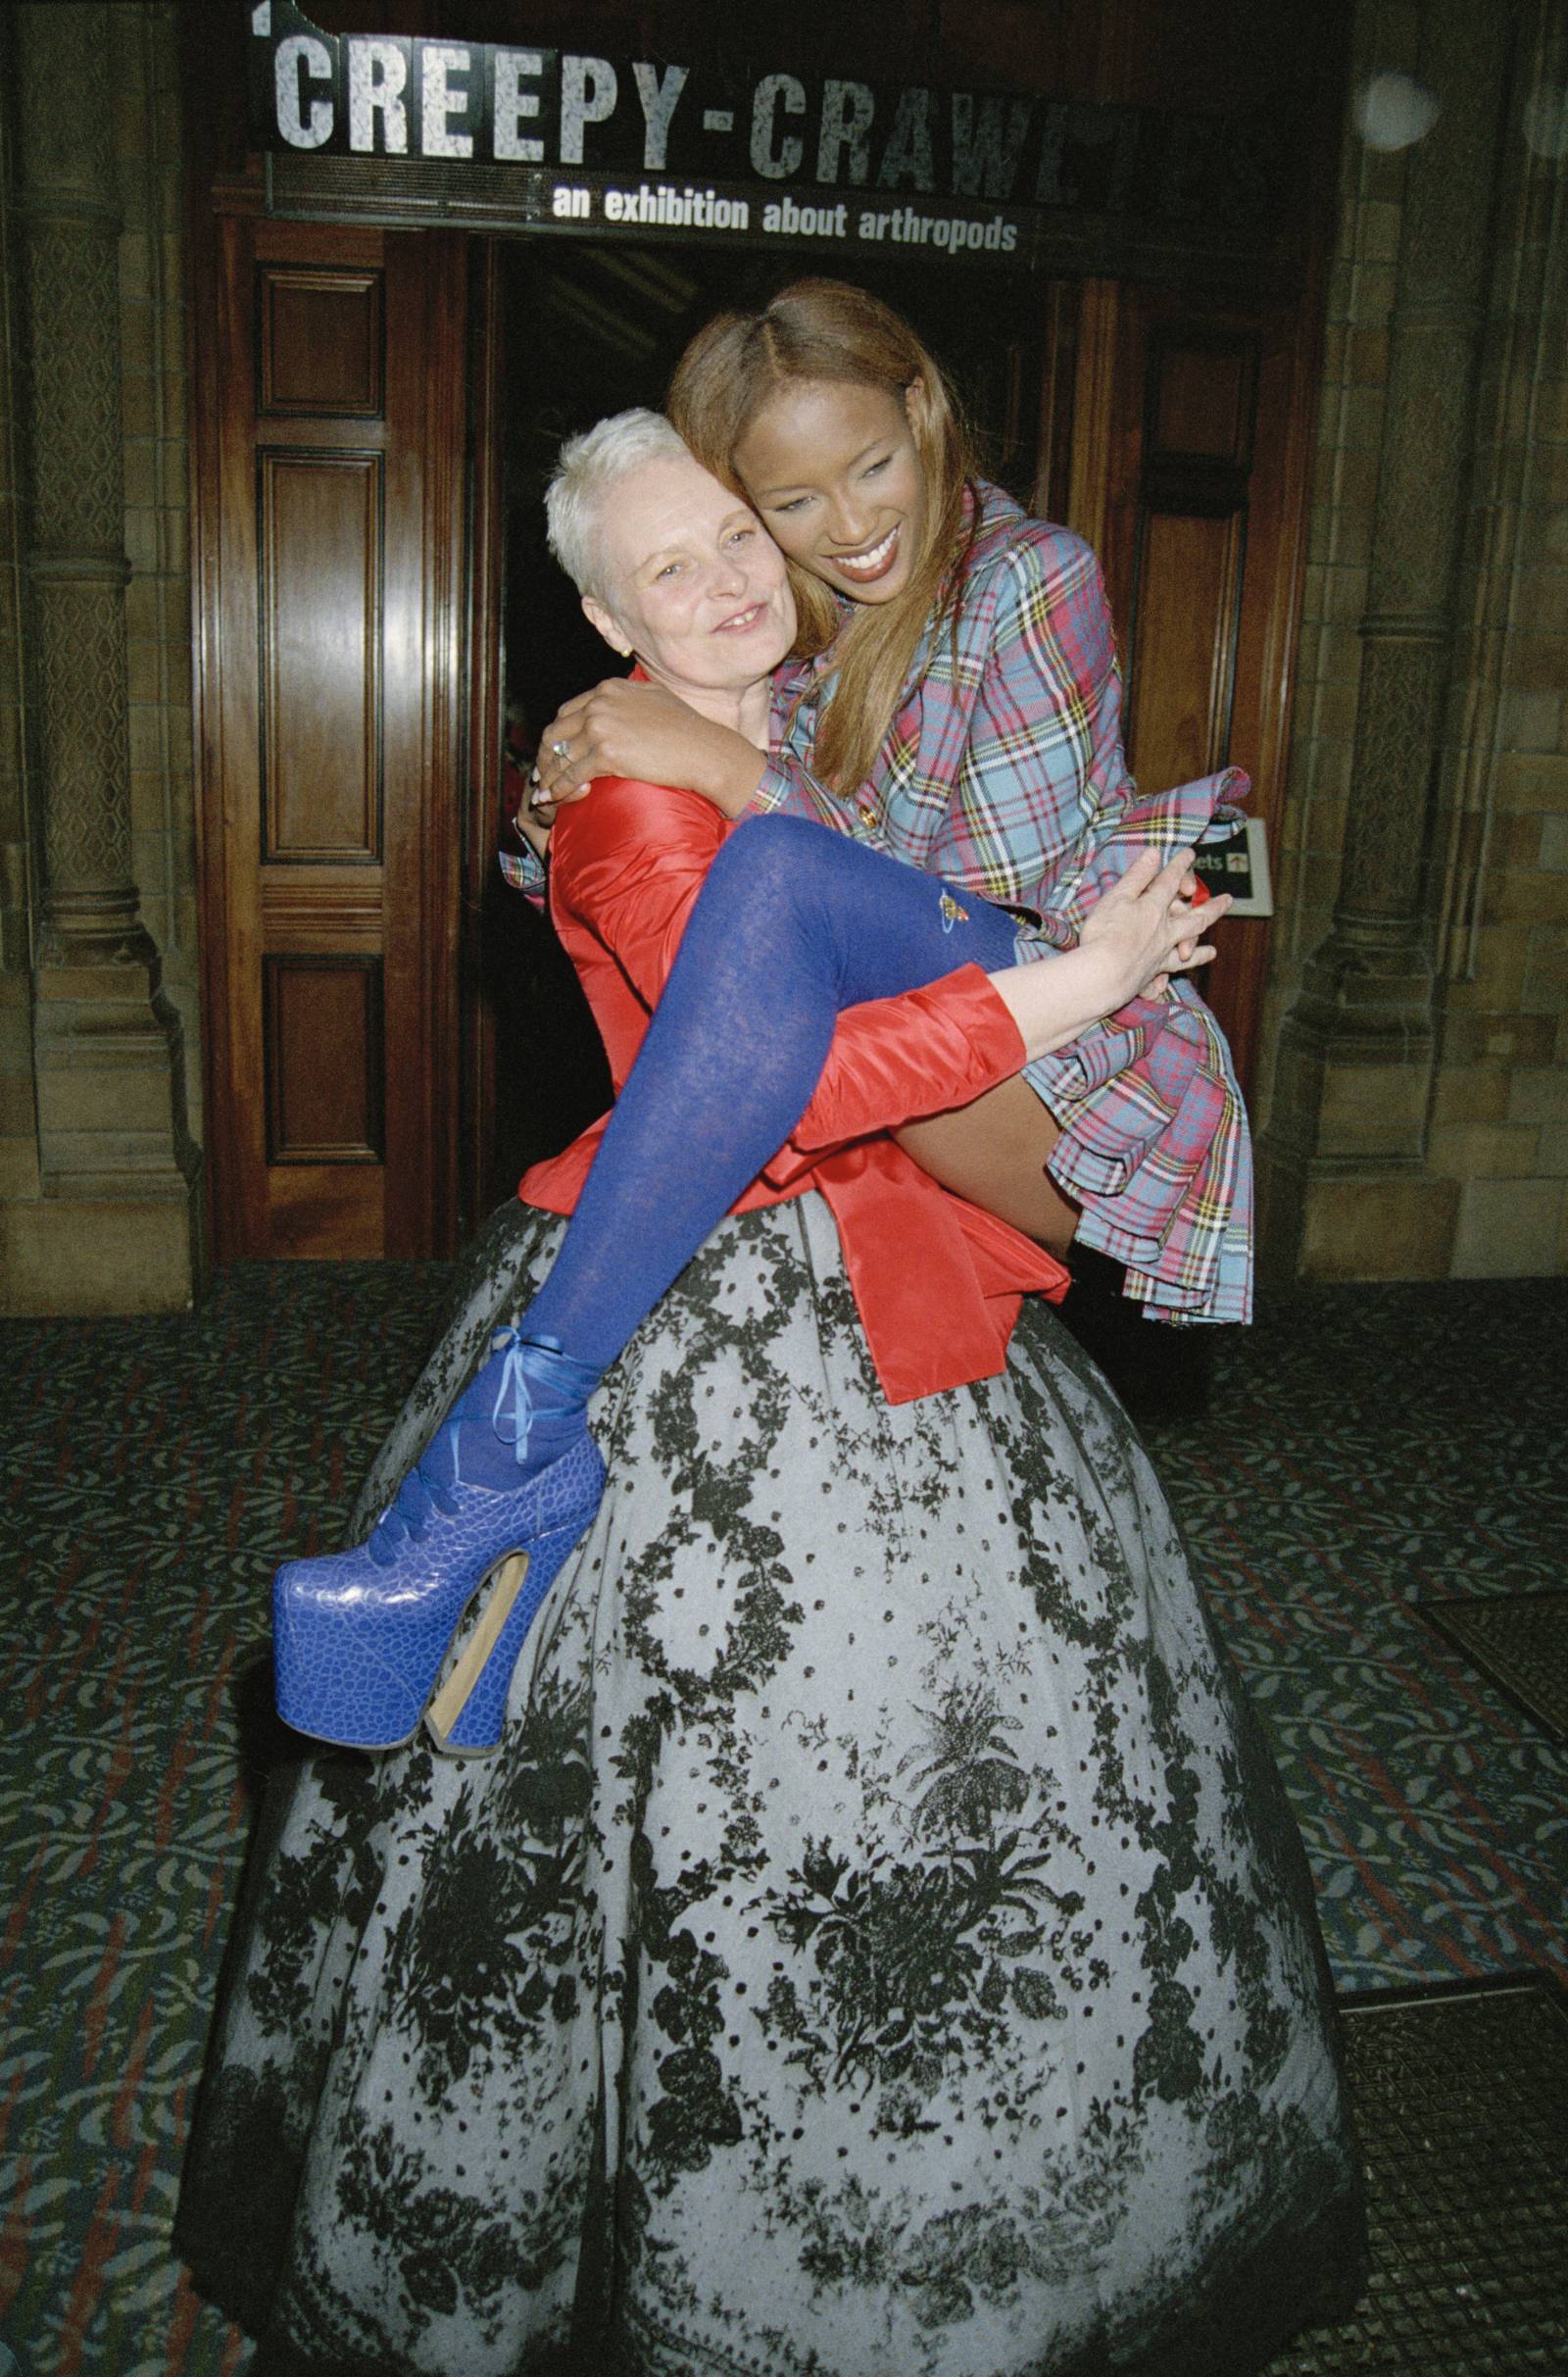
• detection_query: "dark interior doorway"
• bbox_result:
[477,235,1056,1211]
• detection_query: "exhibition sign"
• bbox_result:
[247,0,1285,276]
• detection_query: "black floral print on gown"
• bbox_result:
[177,1196,1364,2377]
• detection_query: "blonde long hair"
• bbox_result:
[667,279,983,797]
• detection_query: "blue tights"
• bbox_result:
[521,814,1021,1374]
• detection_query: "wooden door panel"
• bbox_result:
[1151,339,1253,461]
[1083,287,1313,1097]
[269,1165,386,1261]
[260,451,383,860]
[196,214,463,1259]
[263,957,385,1163]
[1128,508,1245,782]
[259,266,384,417]
[259,867,382,952]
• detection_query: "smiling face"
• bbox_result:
[730,377,929,607]
[583,450,796,698]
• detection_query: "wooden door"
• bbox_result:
[193,214,466,1258]
[1065,280,1317,1097]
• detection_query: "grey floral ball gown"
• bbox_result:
[177,1196,1364,2376]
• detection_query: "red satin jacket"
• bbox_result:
[518,778,1069,1405]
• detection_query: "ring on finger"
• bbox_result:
[550,738,572,761]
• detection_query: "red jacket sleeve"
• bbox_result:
[549,777,727,1007]
[551,778,1028,1170]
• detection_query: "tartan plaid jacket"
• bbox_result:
[753,482,1253,1323]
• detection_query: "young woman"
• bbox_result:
[179,414,1362,2377]
[535,277,1251,1328]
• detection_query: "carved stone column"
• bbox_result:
[1257,0,1513,1279]
[11,1,201,1311]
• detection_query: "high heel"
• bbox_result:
[273,1331,606,1754]
[423,1518,589,1755]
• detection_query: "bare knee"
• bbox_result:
[896,1080,1079,1255]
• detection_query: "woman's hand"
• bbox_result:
[1078,847,1231,1009]
[532,677,767,817]
[988,848,1230,1066]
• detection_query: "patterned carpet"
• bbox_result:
[1,1262,1564,2375]
[1132,1277,1568,2001]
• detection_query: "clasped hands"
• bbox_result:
[1082,846,1230,1003]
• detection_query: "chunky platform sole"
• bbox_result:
[273,1433,606,1754]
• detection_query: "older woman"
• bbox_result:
[273,414,1221,1758]
[179,419,1363,2377]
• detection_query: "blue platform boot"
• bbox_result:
[273,1331,606,1756]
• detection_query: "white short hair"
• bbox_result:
[546,409,690,600]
